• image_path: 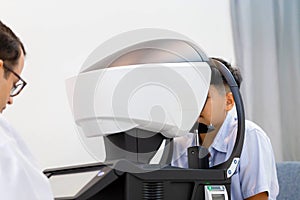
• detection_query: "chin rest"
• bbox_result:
[104,128,173,167]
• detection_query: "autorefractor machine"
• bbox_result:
[44,31,245,200]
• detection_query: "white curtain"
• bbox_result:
[230,0,300,161]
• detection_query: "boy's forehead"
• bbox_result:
[209,84,226,95]
[209,85,218,92]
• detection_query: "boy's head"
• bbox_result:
[198,58,242,129]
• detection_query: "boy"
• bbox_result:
[172,58,279,200]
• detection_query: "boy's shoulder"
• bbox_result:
[244,120,270,141]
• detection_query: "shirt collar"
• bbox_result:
[209,108,237,153]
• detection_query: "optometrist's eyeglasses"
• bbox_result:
[2,64,27,97]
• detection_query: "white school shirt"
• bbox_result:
[172,109,279,200]
[0,114,54,200]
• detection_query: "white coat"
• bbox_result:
[0,114,53,200]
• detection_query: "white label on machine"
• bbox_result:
[204,185,228,200]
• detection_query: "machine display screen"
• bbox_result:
[212,194,225,200]
[49,170,100,198]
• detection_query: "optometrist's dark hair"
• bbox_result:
[0,20,26,78]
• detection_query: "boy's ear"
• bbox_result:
[225,92,234,111]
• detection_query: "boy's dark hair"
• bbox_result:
[211,57,242,89]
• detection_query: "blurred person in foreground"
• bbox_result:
[0,20,53,199]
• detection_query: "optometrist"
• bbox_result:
[0,20,53,199]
